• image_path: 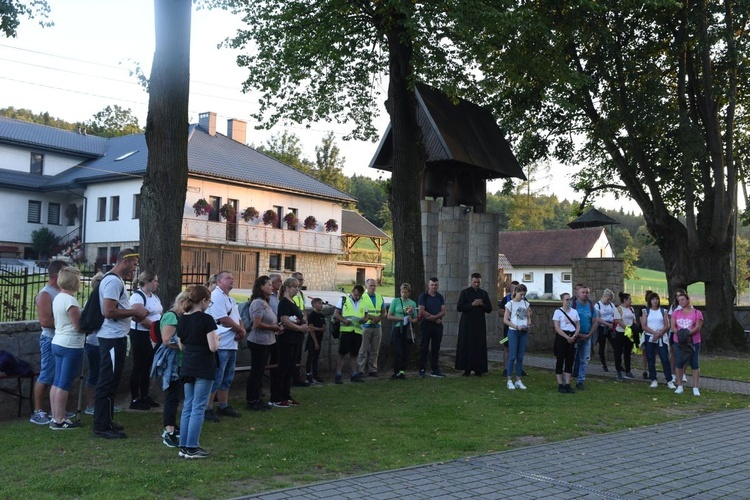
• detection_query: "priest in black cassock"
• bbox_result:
[455,272,493,376]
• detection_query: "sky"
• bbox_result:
[0,0,631,211]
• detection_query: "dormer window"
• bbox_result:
[30,153,44,175]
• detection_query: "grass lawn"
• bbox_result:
[1,361,748,499]
[624,268,705,305]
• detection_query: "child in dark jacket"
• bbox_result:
[305,298,326,383]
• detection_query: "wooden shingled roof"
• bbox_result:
[341,209,389,239]
[499,228,607,267]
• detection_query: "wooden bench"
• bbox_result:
[0,372,36,417]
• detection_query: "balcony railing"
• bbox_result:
[181,218,342,254]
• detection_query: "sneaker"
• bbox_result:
[602,364,609,372]
[113,405,122,413]
[350,373,365,383]
[671,375,677,384]
[506,379,516,390]
[650,380,658,388]
[93,429,127,439]
[675,386,684,394]
[667,381,677,390]
[576,382,585,391]
[30,410,50,425]
[178,447,188,457]
[49,418,81,430]
[111,421,125,432]
[162,430,179,448]
[693,387,701,396]
[564,385,575,394]
[271,400,290,408]
[143,396,160,408]
[335,375,343,385]
[217,406,241,418]
[616,371,624,382]
[624,372,636,380]
[288,399,301,407]
[181,447,209,459]
[314,375,325,383]
[418,369,426,378]
[84,406,94,416]
[129,398,151,411]
[558,384,566,394]
[306,374,314,384]
[368,372,378,377]
[431,370,446,378]
[204,409,220,422]
[398,372,406,380]
[65,410,76,419]
[514,380,527,390]
[246,400,270,412]
[682,374,688,383]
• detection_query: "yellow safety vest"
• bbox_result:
[363,293,384,326]
[293,291,305,314]
[341,296,366,334]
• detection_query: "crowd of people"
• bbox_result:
[27,257,703,458]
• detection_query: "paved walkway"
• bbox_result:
[236,351,750,499]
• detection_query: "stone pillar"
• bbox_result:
[467,211,500,338]
[571,257,624,302]
[421,199,440,281]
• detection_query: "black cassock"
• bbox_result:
[454,286,493,374]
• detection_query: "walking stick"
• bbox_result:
[75,349,86,423]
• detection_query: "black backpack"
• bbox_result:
[79,272,113,334]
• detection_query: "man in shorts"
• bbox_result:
[333,284,366,384]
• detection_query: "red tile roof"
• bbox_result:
[499,228,607,266]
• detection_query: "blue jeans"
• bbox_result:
[645,341,672,382]
[180,377,213,448]
[51,344,83,392]
[573,338,591,383]
[38,335,55,385]
[211,349,237,393]
[506,329,528,378]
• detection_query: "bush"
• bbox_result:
[31,227,59,259]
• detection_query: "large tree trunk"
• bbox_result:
[141,0,191,309]
[384,19,426,297]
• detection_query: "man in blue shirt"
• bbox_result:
[572,284,598,390]
[418,277,446,378]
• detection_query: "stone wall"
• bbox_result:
[256,249,337,290]
[572,257,624,302]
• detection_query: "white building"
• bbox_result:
[0,113,355,289]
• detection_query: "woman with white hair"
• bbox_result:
[594,289,616,375]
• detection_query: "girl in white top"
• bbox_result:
[50,267,84,429]
[503,284,532,390]
[641,291,674,389]
[128,271,164,409]
[595,289,617,371]
[552,293,579,393]
[611,292,636,379]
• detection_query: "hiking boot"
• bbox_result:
[431,370,446,378]
[564,384,575,394]
[335,375,343,385]
[558,384,566,394]
[204,409,220,422]
[181,447,210,459]
[49,418,81,430]
[576,382,585,391]
[217,406,241,418]
[30,410,50,425]
[129,398,151,411]
[162,429,179,448]
[624,372,636,380]
[616,371,624,382]
[418,369,426,378]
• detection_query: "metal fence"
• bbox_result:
[0,263,211,322]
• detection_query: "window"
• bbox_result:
[522,272,534,282]
[96,247,108,267]
[288,207,298,230]
[30,153,44,175]
[269,253,281,270]
[97,197,106,221]
[27,200,42,223]
[109,246,120,264]
[209,196,221,222]
[284,254,296,271]
[47,202,61,225]
[65,204,77,225]
[110,196,119,221]
[133,194,141,219]
[561,272,572,282]
[274,205,283,229]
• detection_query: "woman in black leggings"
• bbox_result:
[553,293,580,393]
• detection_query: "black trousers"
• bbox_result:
[597,326,612,365]
[129,329,154,400]
[418,321,443,372]
[270,341,296,402]
[391,326,412,374]
[554,335,577,374]
[305,338,321,377]
[94,336,127,432]
[246,341,272,403]
[613,331,633,373]
[162,379,181,428]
